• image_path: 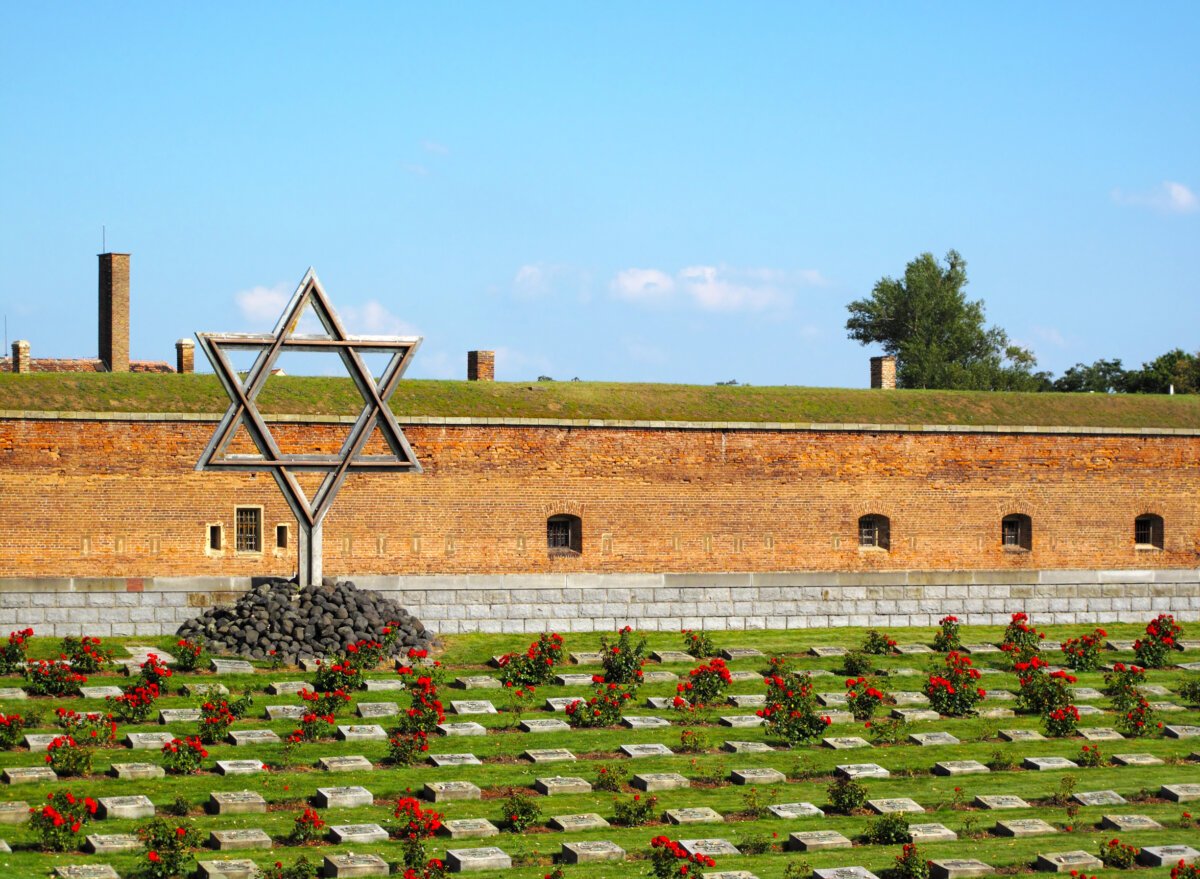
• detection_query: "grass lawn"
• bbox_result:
[0,622,1198,879]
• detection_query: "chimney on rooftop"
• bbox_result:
[12,340,31,374]
[98,253,130,372]
[467,350,495,381]
[175,339,194,374]
[870,355,896,390]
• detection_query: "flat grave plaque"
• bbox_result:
[823,710,855,724]
[985,690,1016,701]
[835,763,889,779]
[728,670,761,682]
[731,767,786,785]
[208,791,267,815]
[0,801,29,824]
[979,707,1016,719]
[994,818,1057,837]
[666,807,724,825]
[1100,814,1163,831]
[313,786,373,808]
[554,673,595,686]
[681,839,741,857]
[451,700,497,715]
[1179,639,1200,650]
[336,724,387,741]
[453,676,501,689]
[1105,640,1135,651]
[1141,684,1170,696]
[727,694,766,708]
[356,702,399,718]
[867,798,924,814]
[535,775,592,795]
[623,715,671,729]
[645,696,674,710]
[124,731,180,750]
[438,722,488,737]
[265,705,306,720]
[724,740,774,753]
[933,760,990,776]
[126,645,175,663]
[633,772,690,791]
[24,733,60,750]
[197,860,258,879]
[320,755,373,772]
[895,643,934,655]
[549,812,610,831]
[718,715,763,728]
[545,697,583,712]
[85,833,141,854]
[961,643,1000,654]
[1072,790,1126,807]
[789,830,852,851]
[1150,701,1184,711]
[329,823,389,844]
[227,729,280,746]
[1070,687,1104,700]
[266,681,307,695]
[520,718,570,733]
[98,795,155,820]
[1138,846,1200,867]
[3,766,56,784]
[182,682,228,698]
[209,659,254,675]
[823,737,872,750]
[891,708,940,722]
[929,860,994,879]
[323,852,390,877]
[0,688,26,700]
[1164,725,1200,739]
[703,873,759,879]
[818,692,849,706]
[209,829,271,851]
[621,743,674,758]
[652,651,694,663]
[1178,663,1200,671]
[1074,704,1103,716]
[364,678,407,692]
[1160,783,1200,802]
[974,795,1030,810]
[439,819,500,839]
[909,824,957,843]
[642,671,678,683]
[769,802,824,819]
[430,753,481,767]
[561,840,625,864]
[80,686,123,699]
[53,867,119,879]
[999,729,1046,742]
[423,781,482,802]
[809,646,847,657]
[571,651,605,664]
[813,869,880,879]
[892,691,931,705]
[523,748,575,763]
[1078,727,1123,741]
[1023,756,1079,771]
[720,648,764,660]
[910,732,960,746]
[1112,752,1163,766]
[215,760,265,776]
[1034,852,1105,873]
[445,847,512,872]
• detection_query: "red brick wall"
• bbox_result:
[1,417,1197,578]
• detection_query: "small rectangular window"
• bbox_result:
[276,524,288,549]
[235,507,261,552]
[208,525,222,551]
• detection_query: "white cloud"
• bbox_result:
[1112,180,1198,214]
[340,300,420,337]
[610,268,676,302]
[403,163,430,177]
[1031,325,1066,347]
[235,283,291,324]
[512,263,594,300]
[421,139,450,155]
[678,265,788,311]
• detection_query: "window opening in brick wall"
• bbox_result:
[858,514,890,550]
[547,514,582,555]
[235,507,262,553]
[1001,514,1032,551]
[1134,514,1163,549]
[208,525,222,552]
[276,524,289,549]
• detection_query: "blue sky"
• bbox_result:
[2,3,1197,386]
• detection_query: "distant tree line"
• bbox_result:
[847,250,1197,394]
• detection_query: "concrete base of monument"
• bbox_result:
[1,567,1197,636]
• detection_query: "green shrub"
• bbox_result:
[827,776,867,814]
[863,811,912,844]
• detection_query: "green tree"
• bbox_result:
[1124,348,1199,394]
[846,250,1045,390]
[1052,359,1129,393]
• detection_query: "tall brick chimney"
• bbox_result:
[870,355,896,390]
[98,252,130,372]
[467,350,495,381]
[11,340,31,374]
[175,339,194,374]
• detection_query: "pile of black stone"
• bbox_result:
[176,579,435,664]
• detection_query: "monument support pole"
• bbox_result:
[298,521,322,587]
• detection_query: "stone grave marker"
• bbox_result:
[1023,756,1079,771]
[892,691,931,706]
[704,872,759,879]
[817,692,849,706]
[1034,852,1104,874]
[266,681,307,695]
[646,696,675,710]
[1150,701,1184,712]
[1164,725,1200,739]
[320,755,373,772]
[1072,790,1126,806]
[554,673,595,686]
[666,807,724,825]
[974,794,1031,809]
[329,824,389,844]
[868,798,924,814]
[835,763,889,779]
[1178,663,1200,671]
[910,732,960,746]
[0,688,26,700]
[788,830,852,851]
[126,645,176,663]
[1074,705,1103,716]
[209,829,271,851]
[724,740,774,753]
[1112,753,1162,766]
[264,705,306,721]
[891,708,940,722]
[961,643,1000,654]
[1141,684,1170,696]
[210,659,254,675]
[523,748,575,763]
[823,737,872,750]
[208,791,267,815]
[681,839,741,857]
[323,852,390,877]
[809,646,847,657]
[979,707,1016,719]
[520,718,570,733]
[453,675,501,689]
[822,710,855,724]
[623,715,671,729]
[999,729,1045,742]
[561,841,625,864]
[53,867,119,879]
[718,715,763,727]
[571,651,605,664]
[438,722,488,737]
[108,761,165,781]
[430,753,481,767]
[80,686,123,699]
[535,775,592,795]
[0,801,30,824]
[314,786,373,808]
[439,819,500,839]
[642,671,677,683]
[1105,640,1135,651]
[24,733,61,749]
[728,670,762,682]
[895,643,934,654]
[813,869,880,879]
[994,818,1056,837]
[1078,727,1123,741]
[1100,814,1163,831]
[889,667,920,677]
[727,694,766,708]
[622,743,674,758]
[652,651,694,663]
[730,767,786,785]
[769,802,824,818]
[364,678,407,692]
[197,860,258,879]
[182,682,228,697]
[2,766,56,784]
[1070,687,1103,701]
[356,702,399,719]
[546,697,583,712]
[720,648,764,660]
[85,833,142,854]
[215,760,265,776]
[423,781,481,802]
[1161,783,1200,802]
[227,729,280,746]
[549,812,610,831]
[985,690,1016,701]
[929,859,994,879]
[445,848,512,872]
[336,724,387,741]
[1138,846,1200,867]
[933,760,989,776]
[633,772,690,791]
[909,824,958,842]
[1179,639,1200,650]
[451,700,497,715]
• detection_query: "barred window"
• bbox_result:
[858,514,890,550]
[1134,514,1163,549]
[547,514,582,555]
[1001,514,1032,551]
[235,507,262,552]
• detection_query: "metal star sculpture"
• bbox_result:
[196,268,422,585]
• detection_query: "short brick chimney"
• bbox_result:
[175,339,194,374]
[11,340,31,374]
[467,350,495,381]
[870,355,896,390]
[98,252,130,372]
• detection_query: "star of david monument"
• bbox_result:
[196,269,422,586]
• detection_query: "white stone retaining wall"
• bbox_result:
[0,569,1197,637]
